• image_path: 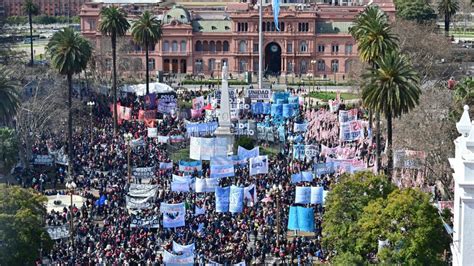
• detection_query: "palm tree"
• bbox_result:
[438,0,459,35]
[99,6,130,135]
[23,0,39,66]
[349,5,399,172]
[362,52,421,177]
[0,66,20,123]
[47,28,92,179]
[131,11,161,95]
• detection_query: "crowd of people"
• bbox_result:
[22,83,378,265]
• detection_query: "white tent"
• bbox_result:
[120,82,174,96]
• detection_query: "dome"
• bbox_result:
[163,6,191,24]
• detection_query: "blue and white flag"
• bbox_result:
[172,241,195,256]
[291,173,302,184]
[295,186,311,204]
[210,156,235,178]
[160,203,186,228]
[249,155,269,176]
[310,186,324,204]
[229,155,247,167]
[159,162,173,170]
[229,185,244,213]
[287,206,299,230]
[238,146,259,160]
[294,122,308,132]
[313,162,335,177]
[287,206,314,232]
[215,186,230,213]
[163,250,193,266]
[179,160,202,173]
[186,122,218,137]
[293,144,305,160]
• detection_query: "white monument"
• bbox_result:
[449,105,474,266]
[214,62,235,154]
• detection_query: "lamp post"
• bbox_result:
[87,101,95,144]
[65,180,76,246]
[272,184,283,247]
[123,133,133,183]
[310,60,317,93]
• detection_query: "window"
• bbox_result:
[195,59,203,72]
[253,58,259,73]
[181,40,186,52]
[163,41,170,52]
[280,22,285,32]
[332,44,339,54]
[287,61,293,73]
[345,60,353,73]
[300,41,308,52]
[287,42,293,53]
[203,41,209,51]
[266,22,271,32]
[216,41,222,52]
[262,22,266,32]
[148,58,155,70]
[345,43,353,55]
[172,41,178,52]
[239,40,247,53]
[210,41,216,52]
[253,43,259,53]
[298,22,309,32]
[318,44,325,53]
[300,60,308,74]
[88,19,96,31]
[237,22,248,32]
[195,41,203,52]
[239,59,247,73]
[223,41,230,52]
[208,58,216,71]
[317,60,325,71]
[331,59,339,72]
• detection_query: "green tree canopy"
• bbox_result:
[0,127,18,173]
[0,184,52,264]
[357,188,450,264]
[0,66,20,123]
[395,0,437,22]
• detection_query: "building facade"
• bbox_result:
[80,0,395,81]
[1,0,86,17]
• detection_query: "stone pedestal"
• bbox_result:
[215,62,235,155]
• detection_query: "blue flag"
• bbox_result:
[297,207,315,232]
[287,206,299,230]
[272,0,280,31]
[229,185,244,213]
[215,186,230,213]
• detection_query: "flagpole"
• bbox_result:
[258,0,263,90]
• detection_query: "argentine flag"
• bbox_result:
[273,0,280,31]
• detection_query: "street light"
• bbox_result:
[272,184,283,247]
[65,180,76,246]
[87,101,95,144]
[123,132,133,183]
[310,60,317,93]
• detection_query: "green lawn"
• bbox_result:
[170,147,190,162]
[308,91,360,101]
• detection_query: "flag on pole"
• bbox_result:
[272,0,280,31]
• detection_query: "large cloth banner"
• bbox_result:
[126,196,153,210]
[293,144,305,160]
[128,184,158,198]
[244,184,257,206]
[160,162,173,170]
[394,150,426,169]
[179,160,202,173]
[172,174,192,183]
[215,186,230,213]
[304,145,319,159]
[271,104,283,118]
[163,250,194,266]
[234,120,256,136]
[172,242,195,256]
[295,186,312,204]
[287,206,314,232]
[301,171,313,182]
[340,120,364,142]
[195,178,219,193]
[186,122,218,137]
[190,137,229,160]
[147,127,157,138]
[282,104,294,118]
[171,181,190,192]
[158,135,170,144]
[33,154,54,165]
[339,109,358,123]
[160,203,186,228]
[210,156,235,178]
[130,215,160,228]
[132,167,155,179]
[46,226,69,240]
[249,156,269,176]
[272,91,290,103]
[237,146,259,160]
[157,93,177,114]
[229,185,245,213]
[247,89,271,100]
[313,162,335,177]
[192,96,205,110]
[251,102,271,115]
[291,173,302,184]
[310,187,324,204]
[294,122,308,132]
[229,155,247,167]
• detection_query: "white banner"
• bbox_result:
[172,242,195,255]
[160,202,186,228]
[126,196,153,210]
[171,181,190,192]
[195,178,219,193]
[247,89,271,100]
[147,127,158,138]
[130,215,160,228]
[163,250,194,265]
[128,184,158,198]
[189,137,229,160]
[46,225,69,240]
[249,155,268,176]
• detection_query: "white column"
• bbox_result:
[258,0,263,89]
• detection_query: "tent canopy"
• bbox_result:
[120,82,174,96]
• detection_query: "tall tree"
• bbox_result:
[99,6,130,135]
[23,0,39,66]
[395,0,437,23]
[0,66,20,123]
[0,184,52,264]
[349,5,399,172]
[46,28,92,179]
[438,0,460,35]
[131,11,161,95]
[362,52,421,177]
[0,127,18,174]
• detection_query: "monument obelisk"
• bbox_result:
[215,62,235,154]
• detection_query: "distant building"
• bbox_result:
[1,0,86,17]
[80,0,395,81]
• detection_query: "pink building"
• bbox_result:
[80,0,395,81]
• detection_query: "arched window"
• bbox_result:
[163,41,169,52]
[203,41,209,51]
[180,40,187,52]
[331,60,339,72]
[300,60,308,74]
[266,22,271,32]
[210,41,216,53]
[262,21,266,32]
[345,43,353,55]
[208,58,216,71]
[300,41,308,52]
[148,58,155,70]
[280,22,285,31]
[195,41,202,52]
[331,43,339,54]
[271,22,275,31]
[239,40,246,53]
[223,41,229,52]
[172,41,178,52]
[239,59,247,73]
[317,60,325,71]
[216,41,222,52]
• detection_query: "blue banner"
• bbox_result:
[160,203,186,228]
[297,207,315,232]
[251,102,264,115]
[294,122,308,132]
[293,144,305,160]
[278,125,286,143]
[302,171,313,182]
[229,155,247,167]
[210,156,234,178]
[271,104,283,118]
[263,102,271,114]
[179,160,202,173]
[295,186,311,204]
[283,104,293,118]
[287,206,299,230]
[229,185,244,213]
[288,96,299,104]
[215,186,230,213]
[272,92,290,103]
[186,122,218,137]
[291,173,302,184]
[310,187,324,204]
[237,146,259,160]
[313,162,335,177]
